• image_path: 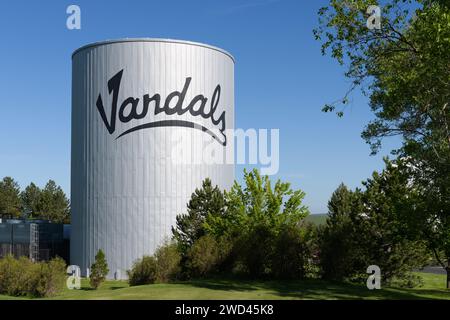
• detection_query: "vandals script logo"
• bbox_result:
[95,69,227,146]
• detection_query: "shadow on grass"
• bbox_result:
[110,286,128,290]
[182,278,447,300]
[79,287,95,291]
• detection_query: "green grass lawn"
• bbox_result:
[0,272,448,300]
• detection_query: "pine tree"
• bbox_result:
[172,178,225,254]
[90,250,109,289]
[0,177,21,218]
[20,182,41,217]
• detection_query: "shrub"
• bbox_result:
[234,224,274,278]
[187,235,231,277]
[0,256,33,296]
[154,241,181,282]
[128,256,158,286]
[272,222,318,279]
[0,255,66,297]
[128,241,182,286]
[28,257,66,297]
[90,250,109,289]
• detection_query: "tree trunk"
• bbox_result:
[447,265,450,290]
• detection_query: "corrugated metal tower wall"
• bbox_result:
[71,39,235,278]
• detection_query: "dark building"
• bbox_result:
[0,219,68,262]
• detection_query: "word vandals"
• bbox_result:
[96,69,227,145]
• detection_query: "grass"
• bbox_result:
[0,272,448,300]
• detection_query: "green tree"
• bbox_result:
[90,250,109,290]
[206,169,310,277]
[0,177,21,218]
[205,169,310,238]
[319,163,429,284]
[172,178,225,255]
[315,0,450,287]
[36,180,70,223]
[358,160,430,284]
[319,183,363,280]
[20,182,41,217]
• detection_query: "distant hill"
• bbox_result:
[304,213,328,225]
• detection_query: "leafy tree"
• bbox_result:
[315,0,450,287]
[205,169,310,238]
[205,169,310,277]
[172,178,225,255]
[0,177,21,218]
[90,250,109,289]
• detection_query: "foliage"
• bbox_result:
[34,180,70,223]
[315,0,450,288]
[153,241,182,282]
[0,177,21,218]
[272,222,319,279]
[27,257,66,297]
[0,178,71,223]
[318,184,364,280]
[319,165,430,285]
[205,169,309,238]
[20,182,41,216]
[128,241,181,286]
[128,256,158,286]
[204,169,311,278]
[172,178,225,256]
[186,235,231,277]
[0,256,66,297]
[90,250,109,289]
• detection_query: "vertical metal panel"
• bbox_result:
[71,39,235,278]
[0,224,12,243]
[12,224,31,244]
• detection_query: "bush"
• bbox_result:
[0,255,66,298]
[235,224,274,278]
[128,241,182,286]
[272,222,318,279]
[154,241,181,282]
[28,257,66,297]
[187,235,231,277]
[90,250,109,289]
[0,256,33,296]
[128,256,158,286]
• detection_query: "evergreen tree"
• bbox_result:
[20,182,41,217]
[90,250,109,289]
[319,183,362,280]
[172,178,225,254]
[36,180,70,223]
[0,177,21,218]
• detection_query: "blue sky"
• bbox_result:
[0,0,400,213]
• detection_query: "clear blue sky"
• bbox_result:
[0,0,400,213]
